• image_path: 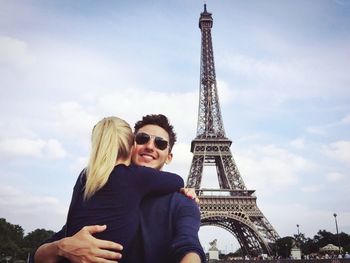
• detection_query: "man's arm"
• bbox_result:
[29,224,66,263]
[170,196,206,263]
[34,225,123,263]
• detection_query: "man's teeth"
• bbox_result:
[141,154,154,160]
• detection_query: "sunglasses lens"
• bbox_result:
[135,132,169,150]
[135,133,150,145]
[154,138,168,150]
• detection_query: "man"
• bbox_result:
[33,114,205,263]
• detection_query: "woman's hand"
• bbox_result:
[180,188,200,204]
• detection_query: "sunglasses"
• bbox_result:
[135,132,169,151]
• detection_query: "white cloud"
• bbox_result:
[300,185,323,193]
[167,142,317,193]
[165,142,193,182]
[325,172,345,183]
[290,138,305,149]
[223,53,298,82]
[0,138,66,159]
[95,89,198,140]
[305,126,327,135]
[0,184,59,208]
[304,114,350,136]
[46,139,67,159]
[48,88,198,142]
[51,101,98,141]
[220,35,350,105]
[0,36,37,69]
[69,156,89,175]
[322,141,350,164]
[262,202,350,238]
[216,79,234,104]
[340,114,350,125]
[235,144,314,194]
[0,184,67,232]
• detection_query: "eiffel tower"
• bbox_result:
[187,5,279,256]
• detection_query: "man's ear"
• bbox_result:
[165,152,173,165]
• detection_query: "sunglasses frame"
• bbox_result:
[135,132,169,151]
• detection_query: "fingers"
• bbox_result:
[82,225,124,250]
[180,188,196,199]
[83,225,107,234]
[194,196,200,204]
[182,188,200,205]
[92,248,123,261]
[96,239,123,252]
[69,251,122,263]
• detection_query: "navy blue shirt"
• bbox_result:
[66,164,184,260]
[31,166,205,263]
[137,192,206,263]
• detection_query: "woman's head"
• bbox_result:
[85,116,134,199]
[91,116,134,162]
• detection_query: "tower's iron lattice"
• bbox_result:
[187,5,279,256]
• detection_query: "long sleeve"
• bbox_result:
[169,197,206,263]
[133,165,184,196]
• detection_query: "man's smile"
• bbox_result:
[139,152,156,161]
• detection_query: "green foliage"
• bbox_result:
[0,218,54,261]
[274,230,350,257]
[275,236,295,258]
[0,218,24,259]
[22,228,55,258]
[1,217,350,260]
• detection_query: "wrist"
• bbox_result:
[55,238,67,258]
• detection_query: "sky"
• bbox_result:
[1,0,350,254]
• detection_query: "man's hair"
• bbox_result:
[134,114,177,151]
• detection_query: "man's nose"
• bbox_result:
[145,138,156,149]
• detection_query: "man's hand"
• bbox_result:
[180,188,200,204]
[180,252,201,263]
[57,225,123,263]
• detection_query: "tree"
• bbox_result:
[275,236,295,258]
[22,228,55,256]
[339,232,350,253]
[317,229,337,247]
[0,218,55,260]
[0,218,24,260]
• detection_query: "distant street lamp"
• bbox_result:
[333,213,341,254]
[296,224,301,249]
[296,224,300,236]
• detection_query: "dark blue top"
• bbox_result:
[65,164,184,260]
[137,193,206,263]
[31,166,205,263]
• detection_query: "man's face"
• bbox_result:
[132,124,173,170]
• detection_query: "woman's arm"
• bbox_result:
[135,165,184,195]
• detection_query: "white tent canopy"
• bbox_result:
[319,244,342,252]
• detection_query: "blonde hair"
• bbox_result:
[84,116,134,200]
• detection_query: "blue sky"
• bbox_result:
[1,0,349,253]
